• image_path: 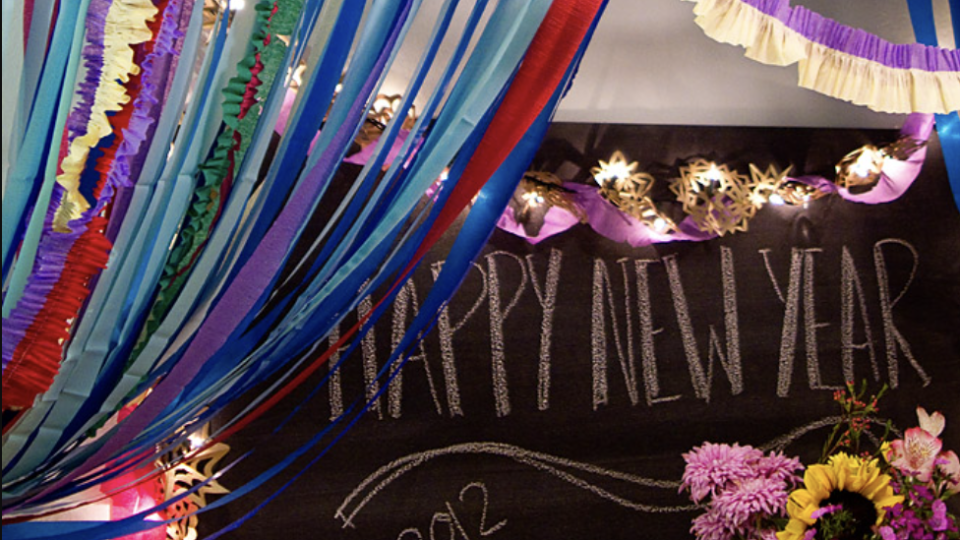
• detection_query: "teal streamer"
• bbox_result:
[1,0,86,288]
[1,2,221,481]
[0,0,207,485]
[2,0,93,317]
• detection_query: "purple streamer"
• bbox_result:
[567,183,716,247]
[793,113,934,205]
[736,0,960,72]
[67,0,113,142]
[105,0,190,241]
[497,205,581,244]
[497,114,935,247]
[1,0,189,375]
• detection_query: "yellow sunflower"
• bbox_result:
[777,453,903,540]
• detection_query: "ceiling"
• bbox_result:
[383,0,956,129]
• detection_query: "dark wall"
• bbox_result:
[202,123,960,539]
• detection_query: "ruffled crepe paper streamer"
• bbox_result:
[27,0,418,504]
[1,4,605,538]
[1,0,160,410]
[135,1,280,352]
[0,0,198,486]
[681,0,960,115]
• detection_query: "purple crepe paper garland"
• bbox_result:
[736,0,959,73]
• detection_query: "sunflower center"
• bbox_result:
[815,490,878,540]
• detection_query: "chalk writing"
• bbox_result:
[485,252,529,417]
[634,259,679,406]
[874,239,929,388]
[525,250,563,411]
[431,262,488,417]
[390,281,444,418]
[394,482,508,540]
[841,247,879,384]
[322,239,930,419]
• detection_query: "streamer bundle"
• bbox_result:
[1,1,607,539]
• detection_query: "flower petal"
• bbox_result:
[917,406,945,437]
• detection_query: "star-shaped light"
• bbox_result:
[835,145,884,192]
[592,151,657,217]
[749,163,794,207]
[670,159,758,236]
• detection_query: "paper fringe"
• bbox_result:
[0,0,180,410]
[134,0,284,354]
[682,0,960,114]
[53,0,159,231]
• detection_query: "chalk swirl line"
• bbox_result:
[335,441,695,528]
[335,415,901,527]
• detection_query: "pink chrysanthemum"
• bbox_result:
[756,451,804,485]
[713,477,790,531]
[690,507,738,540]
[681,443,764,502]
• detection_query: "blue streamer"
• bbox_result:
[908,0,960,213]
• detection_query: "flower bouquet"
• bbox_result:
[681,382,959,540]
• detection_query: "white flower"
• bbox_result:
[917,406,945,437]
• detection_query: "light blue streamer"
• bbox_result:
[1,0,95,317]
[1,0,85,288]
[2,3,225,481]
[0,0,22,198]
[0,0,210,483]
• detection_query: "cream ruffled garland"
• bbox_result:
[682,0,960,115]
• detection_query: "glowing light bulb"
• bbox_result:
[851,149,881,178]
[188,434,206,450]
[769,194,785,206]
[230,0,245,10]
[705,164,722,182]
[653,217,668,233]
[373,97,392,114]
[522,191,544,207]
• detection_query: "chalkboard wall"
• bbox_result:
[202,123,960,539]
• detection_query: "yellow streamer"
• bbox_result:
[53,0,158,231]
